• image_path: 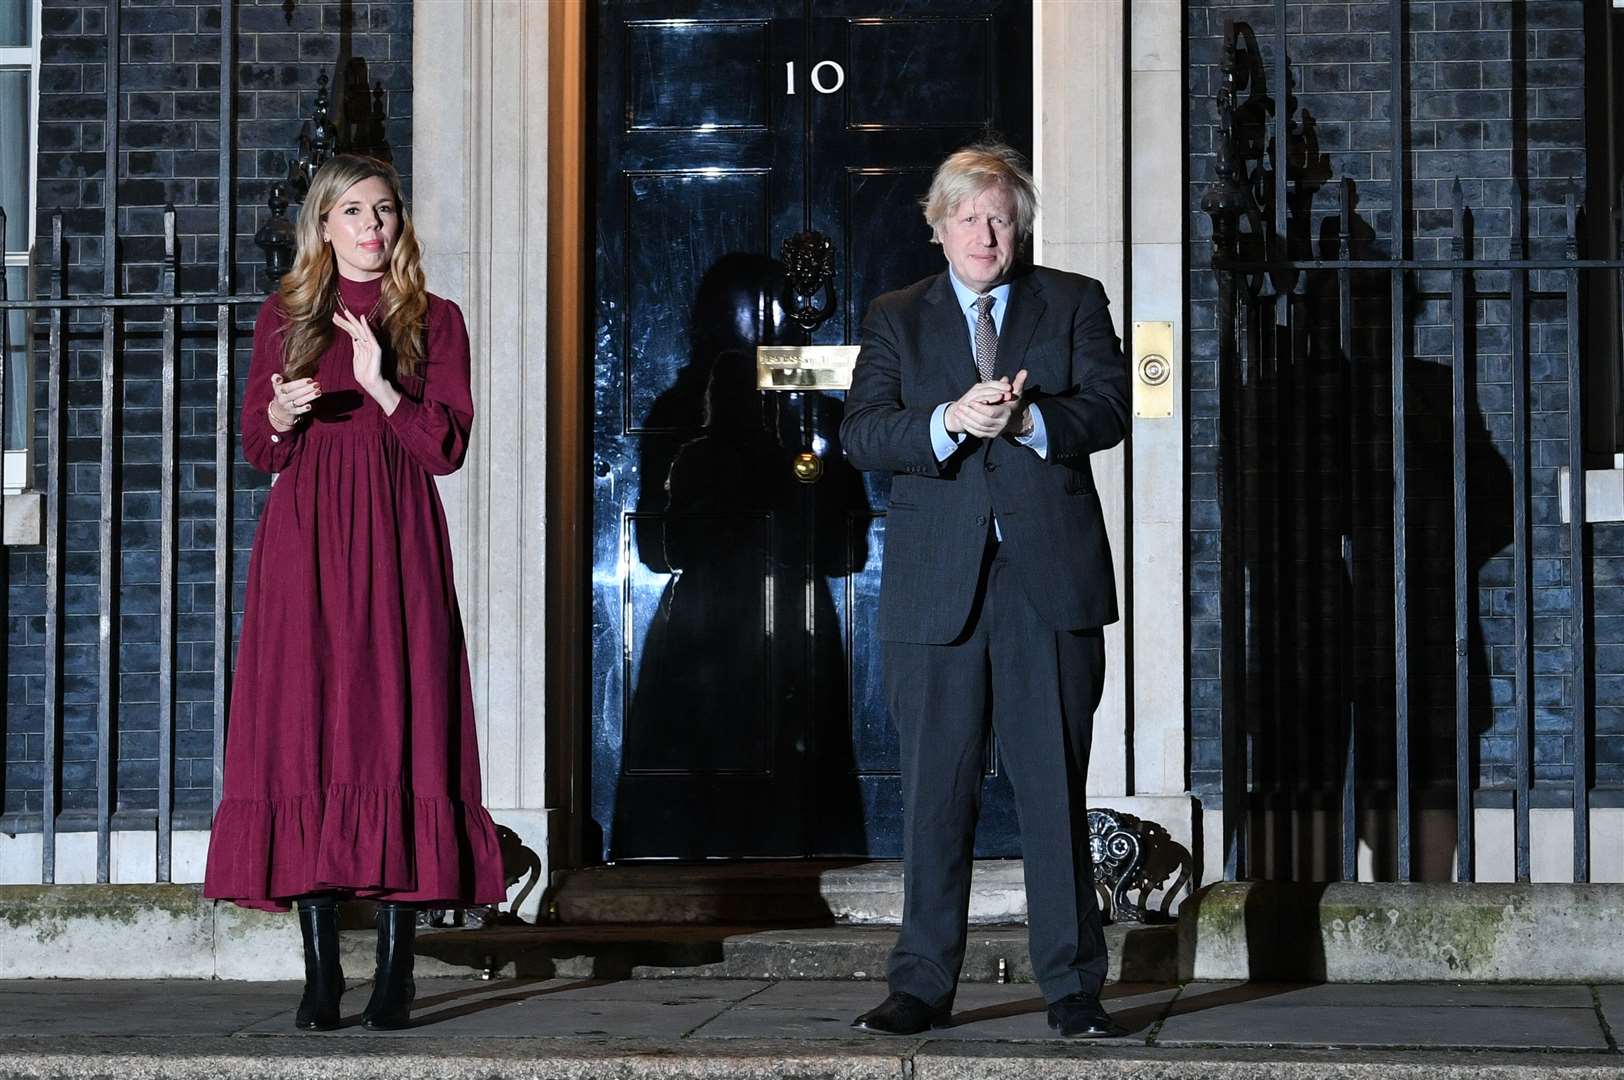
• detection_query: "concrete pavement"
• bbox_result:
[5,977,1624,1078]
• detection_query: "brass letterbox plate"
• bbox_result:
[756,345,860,391]
[1132,321,1175,419]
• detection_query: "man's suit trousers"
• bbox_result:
[883,537,1108,1007]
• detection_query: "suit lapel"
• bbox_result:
[920,271,974,391]
[996,271,1046,381]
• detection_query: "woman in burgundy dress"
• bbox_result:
[203,155,505,1031]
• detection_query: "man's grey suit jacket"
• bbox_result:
[840,264,1130,645]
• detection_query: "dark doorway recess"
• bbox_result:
[589,0,1033,860]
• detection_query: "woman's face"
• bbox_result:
[321,175,400,281]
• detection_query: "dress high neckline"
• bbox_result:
[335,273,384,313]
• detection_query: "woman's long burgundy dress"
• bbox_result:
[204,273,505,912]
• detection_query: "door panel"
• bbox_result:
[843,18,996,127]
[592,0,1033,861]
[626,21,774,130]
[843,168,942,336]
[623,170,772,431]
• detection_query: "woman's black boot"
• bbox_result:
[294,896,344,1030]
[361,902,417,1030]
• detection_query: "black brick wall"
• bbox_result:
[1,0,412,830]
[1186,1,1605,817]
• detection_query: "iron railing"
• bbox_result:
[0,0,254,883]
[1204,4,1624,883]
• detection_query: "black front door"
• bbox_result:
[590,0,1033,860]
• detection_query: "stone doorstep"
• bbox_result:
[2,1040,1623,1080]
[547,848,1191,926]
[548,859,1032,926]
[399,922,1177,985]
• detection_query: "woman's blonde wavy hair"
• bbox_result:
[277,155,427,382]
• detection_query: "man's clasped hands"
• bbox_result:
[945,368,1032,439]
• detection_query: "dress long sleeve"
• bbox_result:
[384,297,474,476]
[241,296,303,474]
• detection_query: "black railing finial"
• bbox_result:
[255,186,297,284]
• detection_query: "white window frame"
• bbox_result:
[0,0,39,496]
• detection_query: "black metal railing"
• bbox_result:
[1,4,398,885]
[0,0,252,883]
[1204,6,1624,884]
[2,213,260,883]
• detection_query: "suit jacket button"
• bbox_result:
[985,461,998,471]
[976,515,988,526]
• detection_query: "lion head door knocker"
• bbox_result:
[759,231,856,486]
[781,230,837,335]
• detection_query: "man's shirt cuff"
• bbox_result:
[930,401,964,462]
[1014,403,1048,459]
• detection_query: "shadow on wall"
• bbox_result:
[1228,114,1517,882]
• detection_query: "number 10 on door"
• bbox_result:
[786,61,846,94]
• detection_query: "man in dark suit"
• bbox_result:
[841,142,1128,1039]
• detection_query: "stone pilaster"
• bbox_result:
[412,0,554,920]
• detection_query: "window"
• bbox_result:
[0,0,36,495]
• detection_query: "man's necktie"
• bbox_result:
[973,294,997,382]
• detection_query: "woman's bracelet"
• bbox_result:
[267,400,296,433]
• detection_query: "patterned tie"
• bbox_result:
[973,294,998,382]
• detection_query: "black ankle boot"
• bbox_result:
[294,896,344,1031]
[361,902,417,1030]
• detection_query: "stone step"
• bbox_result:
[388,921,1178,984]
[548,859,1038,925]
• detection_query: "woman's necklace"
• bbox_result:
[338,284,385,327]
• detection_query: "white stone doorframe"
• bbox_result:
[409,0,1198,920]
[412,0,557,922]
[1034,0,1197,905]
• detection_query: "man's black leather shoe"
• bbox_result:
[1046,992,1124,1038]
[852,990,953,1035]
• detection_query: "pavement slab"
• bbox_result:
[935,982,1181,1041]
[686,979,882,1040]
[1155,983,1609,1050]
[0,980,291,1037]
[238,978,773,1039]
[2,978,1624,1078]
[1587,984,1624,1039]
[694,980,1184,1042]
[1207,982,1599,1009]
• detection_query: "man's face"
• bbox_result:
[937,183,1018,293]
